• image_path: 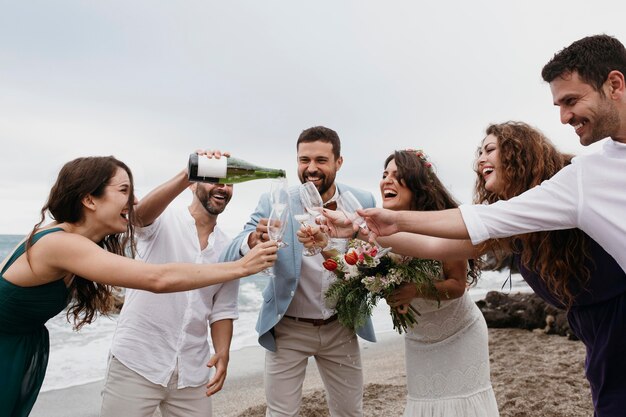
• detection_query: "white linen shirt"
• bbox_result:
[459,138,626,272]
[110,206,239,388]
[284,250,337,319]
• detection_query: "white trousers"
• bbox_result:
[265,317,364,417]
[100,356,212,417]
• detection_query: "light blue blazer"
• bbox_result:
[220,183,377,352]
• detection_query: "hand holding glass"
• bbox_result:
[337,191,392,258]
[261,207,289,277]
[297,182,325,256]
[336,191,368,230]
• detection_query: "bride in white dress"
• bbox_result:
[379,151,498,417]
[300,150,499,417]
[393,281,498,416]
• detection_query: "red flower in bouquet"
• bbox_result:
[344,251,359,265]
[323,239,442,334]
[322,258,338,272]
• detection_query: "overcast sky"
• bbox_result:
[1,1,624,236]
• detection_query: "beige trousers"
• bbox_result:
[100,356,212,417]
[265,317,363,417]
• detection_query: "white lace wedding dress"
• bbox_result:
[403,290,499,417]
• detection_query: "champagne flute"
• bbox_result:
[297,182,325,256]
[259,180,290,276]
[268,178,289,217]
[337,190,392,258]
[267,206,289,249]
[261,207,289,277]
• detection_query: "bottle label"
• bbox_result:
[197,157,228,178]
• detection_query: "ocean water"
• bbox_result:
[0,234,530,392]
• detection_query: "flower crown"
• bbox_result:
[403,148,433,172]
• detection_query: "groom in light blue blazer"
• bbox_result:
[221,126,376,417]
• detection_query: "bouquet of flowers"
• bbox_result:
[323,239,442,334]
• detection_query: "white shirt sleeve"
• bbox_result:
[238,232,252,256]
[459,164,581,245]
[134,215,165,259]
[208,280,239,323]
[458,204,491,244]
[135,214,162,240]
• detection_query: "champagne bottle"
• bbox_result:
[188,154,286,184]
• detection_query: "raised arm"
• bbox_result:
[297,225,480,262]
[33,232,277,292]
[135,169,190,227]
[135,150,228,226]
[357,207,470,240]
[375,233,480,261]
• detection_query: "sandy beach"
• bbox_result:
[30,328,592,417]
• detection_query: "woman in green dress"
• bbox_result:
[0,155,277,417]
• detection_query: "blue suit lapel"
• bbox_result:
[288,186,303,279]
[272,186,302,282]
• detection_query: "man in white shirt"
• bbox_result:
[100,151,237,417]
[358,34,626,273]
[221,126,376,417]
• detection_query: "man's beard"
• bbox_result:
[197,190,229,215]
[203,203,224,216]
[585,98,620,145]
[299,173,335,196]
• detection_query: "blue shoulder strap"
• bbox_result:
[1,227,64,275]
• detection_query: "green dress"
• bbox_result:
[0,228,69,417]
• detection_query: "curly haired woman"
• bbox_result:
[357,122,626,416]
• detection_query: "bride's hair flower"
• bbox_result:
[403,148,434,172]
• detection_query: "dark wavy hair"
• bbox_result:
[27,156,137,330]
[384,150,478,285]
[542,34,626,92]
[473,122,590,308]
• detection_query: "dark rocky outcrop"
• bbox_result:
[476,291,577,340]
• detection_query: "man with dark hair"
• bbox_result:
[296,125,342,160]
[222,126,376,417]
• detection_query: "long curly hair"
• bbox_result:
[27,156,137,330]
[473,121,590,308]
[384,150,478,285]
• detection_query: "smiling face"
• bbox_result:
[93,167,137,234]
[297,140,343,201]
[380,159,413,211]
[550,71,621,146]
[194,182,233,216]
[476,134,505,196]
